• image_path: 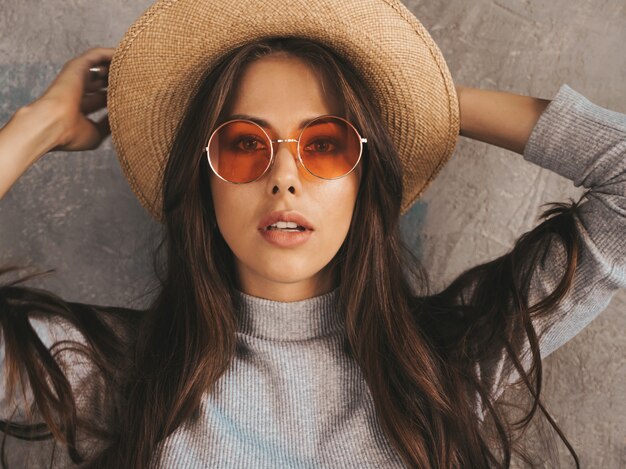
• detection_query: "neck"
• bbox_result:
[234,263,339,302]
[233,286,343,341]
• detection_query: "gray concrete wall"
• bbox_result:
[1,0,624,466]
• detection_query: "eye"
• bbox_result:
[304,138,338,153]
[235,135,267,152]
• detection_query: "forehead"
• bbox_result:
[226,54,344,125]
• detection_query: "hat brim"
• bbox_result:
[108,0,459,223]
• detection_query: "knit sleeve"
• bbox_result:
[481,83,626,404]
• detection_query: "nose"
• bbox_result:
[266,140,304,196]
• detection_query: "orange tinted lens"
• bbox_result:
[208,121,271,183]
[299,117,361,178]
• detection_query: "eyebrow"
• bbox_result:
[225,114,325,132]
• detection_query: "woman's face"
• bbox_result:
[209,53,362,302]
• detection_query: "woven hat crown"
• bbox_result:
[108,0,459,223]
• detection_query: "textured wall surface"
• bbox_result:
[1,0,624,467]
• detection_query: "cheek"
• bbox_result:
[210,178,249,241]
[316,174,360,245]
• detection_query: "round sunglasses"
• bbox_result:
[204,115,367,183]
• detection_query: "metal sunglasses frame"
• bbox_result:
[204,114,367,184]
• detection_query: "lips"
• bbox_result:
[258,210,315,231]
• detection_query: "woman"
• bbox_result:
[0,2,624,469]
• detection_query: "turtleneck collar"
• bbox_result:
[234,287,343,341]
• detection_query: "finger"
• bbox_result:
[70,116,107,151]
[79,47,116,63]
[95,114,111,140]
[59,47,114,84]
[85,66,109,93]
[80,90,107,114]
[54,114,110,152]
[46,48,115,101]
[84,114,111,148]
[84,49,113,91]
[77,48,115,87]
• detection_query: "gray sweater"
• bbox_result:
[1,83,625,468]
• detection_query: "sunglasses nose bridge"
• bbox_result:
[270,138,300,161]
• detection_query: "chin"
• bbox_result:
[257,264,313,283]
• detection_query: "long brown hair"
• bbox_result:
[0,36,585,468]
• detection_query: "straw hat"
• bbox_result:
[108,0,460,224]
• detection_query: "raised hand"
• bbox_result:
[36,47,114,152]
[0,47,114,199]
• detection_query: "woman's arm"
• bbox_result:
[0,47,114,200]
[470,84,626,405]
[0,103,65,199]
[455,85,551,155]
